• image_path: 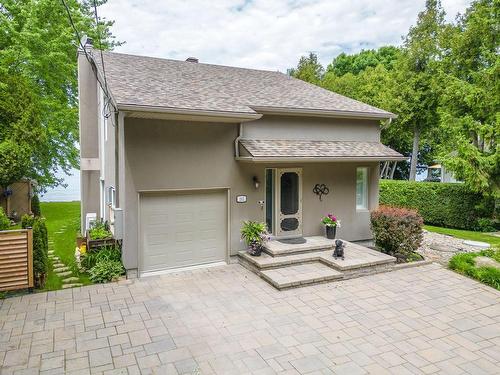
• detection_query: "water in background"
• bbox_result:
[40,168,80,202]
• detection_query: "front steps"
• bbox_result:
[238,236,397,290]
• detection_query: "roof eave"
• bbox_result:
[118,104,262,123]
[236,156,407,163]
[250,106,397,120]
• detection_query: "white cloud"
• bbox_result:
[99,0,471,71]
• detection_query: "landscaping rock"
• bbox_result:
[475,256,500,270]
[56,271,72,277]
[62,283,82,289]
[62,277,79,283]
[463,240,490,249]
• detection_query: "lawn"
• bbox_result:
[449,248,500,290]
[41,201,91,290]
[424,225,500,247]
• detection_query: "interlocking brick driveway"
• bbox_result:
[1,263,499,374]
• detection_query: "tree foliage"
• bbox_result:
[0,0,119,190]
[288,0,499,194]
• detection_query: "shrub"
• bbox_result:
[31,194,41,217]
[88,220,112,240]
[379,180,495,230]
[449,249,500,290]
[370,205,424,262]
[0,207,9,230]
[89,259,125,283]
[21,214,34,229]
[32,218,48,288]
[474,218,497,232]
[81,246,121,270]
[240,221,269,252]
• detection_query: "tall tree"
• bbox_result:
[437,0,499,196]
[398,0,445,180]
[288,52,324,84]
[326,46,400,76]
[0,0,119,190]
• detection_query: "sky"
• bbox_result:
[42,0,472,201]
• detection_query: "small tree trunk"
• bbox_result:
[409,127,421,181]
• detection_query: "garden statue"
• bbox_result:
[333,239,345,260]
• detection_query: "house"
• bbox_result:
[78,39,404,276]
[425,164,459,183]
[0,179,35,221]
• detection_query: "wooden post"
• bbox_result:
[27,228,34,288]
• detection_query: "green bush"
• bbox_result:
[449,249,500,290]
[0,207,9,230]
[89,259,125,283]
[81,246,121,270]
[31,195,41,217]
[370,205,424,262]
[21,214,34,229]
[88,220,112,240]
[379,180,495,230]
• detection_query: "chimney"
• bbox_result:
[186,57,199,63]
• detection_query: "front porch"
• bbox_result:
[238,236,398,289]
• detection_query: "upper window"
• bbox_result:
[356,167,368,210]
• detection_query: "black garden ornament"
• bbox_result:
[312,184,329,201]
[333,239,345,260]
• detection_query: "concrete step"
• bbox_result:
[54,266,70,272]
[260,262,343,290]
[264,236,336,257]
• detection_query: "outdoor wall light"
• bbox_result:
[252,176,260,189]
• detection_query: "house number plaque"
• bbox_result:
[236,195,247,203]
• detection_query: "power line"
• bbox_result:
[92,0,112,118]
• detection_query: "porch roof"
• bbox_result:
[238,139,405,162]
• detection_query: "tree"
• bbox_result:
[397,0,446,181]
[326,46,400,76]
[288,52,324,84]
[437,0,499,196]
[0,0,119,190]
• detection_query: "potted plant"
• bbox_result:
[241,221,269,256]
[321,214,341,239]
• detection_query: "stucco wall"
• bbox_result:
[242,115,381,141]
[122,117,380,270]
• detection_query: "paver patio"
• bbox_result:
[0,263,499,374]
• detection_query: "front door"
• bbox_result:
[276,168,302,237]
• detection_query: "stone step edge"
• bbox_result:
[263,244,334,257]
[238,251,396,271]
[260,269,343,290]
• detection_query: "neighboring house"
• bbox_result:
[78,39,404,276]
[0,179,35,221]
[426,164,459,183]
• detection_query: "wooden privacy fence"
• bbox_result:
[0,229,33,291]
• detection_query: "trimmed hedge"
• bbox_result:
[21,214,48,287]
[379,180,495,230]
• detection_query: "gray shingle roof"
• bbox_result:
[239,139,404,160]
[93,50,394,118]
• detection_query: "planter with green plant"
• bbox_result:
[241,221,269,256]
[321,214,341,239]
[86,220,115,251]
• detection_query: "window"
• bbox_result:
[106,186,116,208]
[356,167,368,210]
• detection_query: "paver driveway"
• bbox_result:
[0,263,499,375]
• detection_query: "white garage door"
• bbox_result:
[140,190,227,273]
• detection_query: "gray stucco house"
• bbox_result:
[78,40,404,276]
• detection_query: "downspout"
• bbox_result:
[234,122,243,158]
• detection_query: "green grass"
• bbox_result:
[448,248,500,290]
[40,201,92,290]
[424,225,500,247]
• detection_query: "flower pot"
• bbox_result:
[325,225,336,239]
[248,242,263,256]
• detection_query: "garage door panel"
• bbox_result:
[140,191,227,273]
